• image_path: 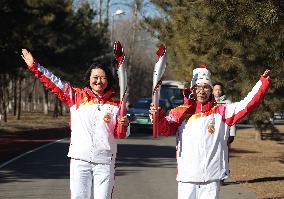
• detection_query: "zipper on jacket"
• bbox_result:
[201,103,207,181]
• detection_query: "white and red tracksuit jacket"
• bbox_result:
[157,76,270,182]
[29,61,127,164]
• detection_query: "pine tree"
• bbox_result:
[146,0,284,138]
[0,0,110,121]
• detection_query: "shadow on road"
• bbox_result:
[0,127,70,164]
[0,141,70,184]
[223,176,284,185]
[116,142,176,176]
[229,148,259,158]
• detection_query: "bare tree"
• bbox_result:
[98,0,103,24]
[0,74,8,122]
[12,75,17,116]
[53,97,60,118]
[111,0,158,102]
[42,86,49,115]
[17,76,23,120]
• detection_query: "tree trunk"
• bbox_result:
[13,75,17,116]
[0,74,7,122]
[33,79,38,111]
[42,85,49,115]
[128,1,138,69]
[22,78,26,111]
[6,76,12,114]
[106,0,110,24]
[28,77,36,112]
[98,0,102,24]
[53,97,59,118]
[255,130,262,141]
[1,94,7,123]
[127,1,138,102]
[59,100,63,116]
[17,78,22,120]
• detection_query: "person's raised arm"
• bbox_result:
[224,69,271,126]
[21,49,74,107]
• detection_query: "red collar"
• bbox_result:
[84,87,115,102]
[187,95,216,114]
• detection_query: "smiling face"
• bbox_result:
[89,68,108,95]
[191,83,212,104]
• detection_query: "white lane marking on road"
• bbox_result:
[0,138,68,169]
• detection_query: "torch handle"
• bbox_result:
[117,89,127,139]
[152,111,158,138]
[152,87,160,138]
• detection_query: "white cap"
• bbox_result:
[190,65,212,88]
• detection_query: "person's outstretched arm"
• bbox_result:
[150,104,192,136]
[21,49,74,107]
[223,69,271,126]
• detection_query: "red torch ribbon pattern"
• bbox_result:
[114,41,128,139]
[152,44,167,138]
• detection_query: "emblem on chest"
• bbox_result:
[103,113,112,123]
[208,117,215,134]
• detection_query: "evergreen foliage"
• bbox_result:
[145,0,284,132]
[0,0,110,86]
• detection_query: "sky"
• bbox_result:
[72,0,161,60]
[73,0,160,22]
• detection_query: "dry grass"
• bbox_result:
[230,123,284,199]
[0,112,70,132]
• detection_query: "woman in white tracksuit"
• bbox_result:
[21,49,129,199]
[150,65,271,199]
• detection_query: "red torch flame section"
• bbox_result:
[156,44,166,57]
[114,41,125,67]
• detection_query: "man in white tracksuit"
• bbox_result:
[150,65,271,199]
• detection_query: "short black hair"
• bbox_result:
[84,63,115,92]
[213,82,224,89]
[213,82,225,95]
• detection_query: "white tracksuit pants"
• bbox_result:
[178,180,220,199]
[70,159,115,199]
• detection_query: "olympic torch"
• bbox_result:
[114,41,128,139]
[152,44,167,138]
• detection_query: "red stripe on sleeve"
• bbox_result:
[29,61,73,107]
[225,76,271,126]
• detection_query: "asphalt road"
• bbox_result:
[0,130,258,199]
[0,139,70,198]
[114,133,177,199]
